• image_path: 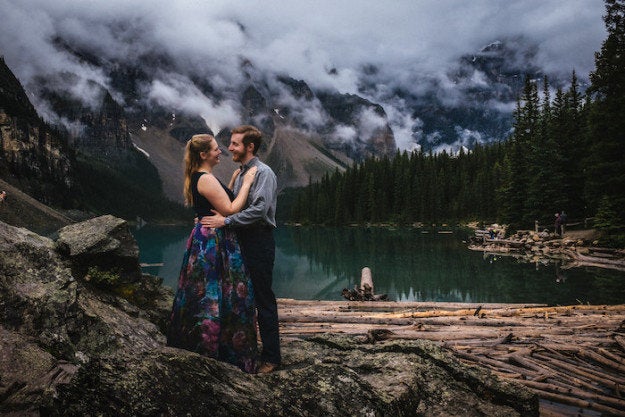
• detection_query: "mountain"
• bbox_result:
[357,38,573,153]
[28,39,398,201]
[0,57,188,225]
[3,34,577,216]
[0,56,76,208]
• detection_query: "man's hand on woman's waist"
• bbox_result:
[200,210,226,228]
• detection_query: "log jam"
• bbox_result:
[278,299,625,416]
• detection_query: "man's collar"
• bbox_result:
[240,156,258,171]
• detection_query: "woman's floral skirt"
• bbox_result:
[167,223,257,373]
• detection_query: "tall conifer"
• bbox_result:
[586,0,625,224]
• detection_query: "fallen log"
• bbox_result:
[525,389,625,417]
[278,299,546,310]
[563,249,625,271]
[615,334,625,352]
[483,238,526,247]
[518,379,625,413]
[451,349,531,377]
[576,348,625,373]
[533,352,625,388]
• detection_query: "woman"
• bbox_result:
[167,134,258,373]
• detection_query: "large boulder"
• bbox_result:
[55,214,142,283]
[54,215,172,331]
[0,218,539,417]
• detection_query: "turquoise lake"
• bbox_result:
[132,225,625,305]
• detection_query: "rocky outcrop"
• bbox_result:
[39,77,134,155]
[48,335,537,417]
[317,91,396,158]
[0,216,538,416]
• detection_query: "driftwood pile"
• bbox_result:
[277,300,625,417]
[469,229,625,272]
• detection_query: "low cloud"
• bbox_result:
[330,124,358,144]
[0,0,607,150]
[146,75,240,134]
[356,107,388,138]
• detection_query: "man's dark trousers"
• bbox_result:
[237,226,281,365]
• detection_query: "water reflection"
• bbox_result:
[133,225,625,305]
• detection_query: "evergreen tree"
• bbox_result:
[586,0,625,223]
[498,79,539,229]
[526,76,560,225]
[559,71,588,219]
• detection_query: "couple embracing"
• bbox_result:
[166,125,281,374]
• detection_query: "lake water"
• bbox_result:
[132,225,625,305]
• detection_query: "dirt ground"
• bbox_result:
[562,228,602,242]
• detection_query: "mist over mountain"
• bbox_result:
[0,0,606,195]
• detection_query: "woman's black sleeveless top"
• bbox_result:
[192,172,234,218]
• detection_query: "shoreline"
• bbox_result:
[467,228,625,272]
[278,299,625,416]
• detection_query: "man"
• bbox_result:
[560,211,567,236]
[202,125,281,374]
[554,212,562,237]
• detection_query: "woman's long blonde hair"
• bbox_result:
[183,134,215,206]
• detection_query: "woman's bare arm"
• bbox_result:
[227,168,241,190]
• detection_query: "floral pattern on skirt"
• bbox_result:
[167,223,257,373]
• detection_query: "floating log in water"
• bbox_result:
[563,249,625,272]
[277,299,625,416]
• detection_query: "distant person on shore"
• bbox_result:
[554,212,562,237]
[201,125,281,374]
[0,190,6,203]
[167,133,259,373]
[560,211,567,235]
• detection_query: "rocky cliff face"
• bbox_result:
[317,90,396,158]
[0,216,539,417]
[0,57,75,207]
[1,58,189,223]
[41,83,134,156]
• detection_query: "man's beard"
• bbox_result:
[232,150,248,163]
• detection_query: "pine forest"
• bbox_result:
[285,0,625,244]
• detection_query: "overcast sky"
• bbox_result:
[0,0,608,149]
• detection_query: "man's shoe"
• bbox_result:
[257,362,279,374]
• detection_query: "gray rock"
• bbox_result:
[48,336,537,417]
[0,219,167,412]
[0,325,77,414]
[55,214,141,283]
[0,218,538,417]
